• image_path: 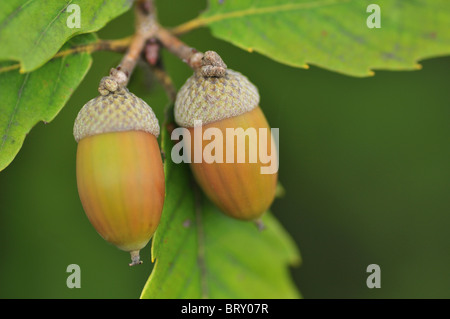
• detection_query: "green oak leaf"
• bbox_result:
[0,0,132,72]
[188,0,450,77]
[0,34,94,171]
[141,128,301,299]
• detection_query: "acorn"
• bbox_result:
[174,52,278,221]
[74,75,165,266]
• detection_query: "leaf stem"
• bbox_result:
[0,37,132,74]
[0,64,20,73]
[171,0,350,35]
[55,37,133,58]
[171,17,206,36]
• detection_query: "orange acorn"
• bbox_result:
[174,55,278,221]
[74,77,164,266]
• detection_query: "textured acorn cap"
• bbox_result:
[73,88,159,142]
[174,69,260,128]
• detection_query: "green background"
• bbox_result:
[1,0,449,298]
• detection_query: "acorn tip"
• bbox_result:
[129,250,143,266]
[254,219,266,232]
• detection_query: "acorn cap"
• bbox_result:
[174,69,260,128]
[73,86,160,142]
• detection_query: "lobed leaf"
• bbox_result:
[186,0,450,77]
[0,34,94,171]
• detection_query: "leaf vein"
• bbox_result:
[0,72,30,153]
[47,56,66,111]
[194,184,208,299]
[32,0,73,53]
[0,0,35,31]
[174,0,352,33]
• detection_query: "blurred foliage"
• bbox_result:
[0,0,449,298]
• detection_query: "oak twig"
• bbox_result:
[3,0,228,82]
[155,27,203,70]
[0,37,132,74]
[155,27,227,77]
[108,0,158,87]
